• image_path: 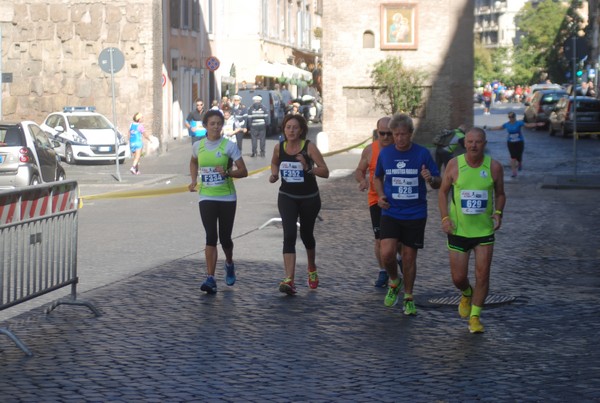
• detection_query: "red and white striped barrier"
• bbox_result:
[1,180,97,357]
[0,181,78,225]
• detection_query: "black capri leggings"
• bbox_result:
[507,141,524,162]
[199,200,237,248]
[278,193,321,254]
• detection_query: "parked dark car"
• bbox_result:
[237,89,285,135]
[524,89,568,127]
[524,83,564,104]
[548,96,600,137]
[0,121,66,189]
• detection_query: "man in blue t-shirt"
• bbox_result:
[185,99,207,144]
[374,113,441,315]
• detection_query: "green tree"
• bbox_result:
[474,44,513,85]
[370,56,428,116]
[474,40,494,84]
[514,0,583,84]
[490,47,513,84]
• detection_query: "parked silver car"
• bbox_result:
[0,121,66,189]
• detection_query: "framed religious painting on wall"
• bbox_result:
[380,3,418,50]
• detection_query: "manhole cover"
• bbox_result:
[428,294,516,306]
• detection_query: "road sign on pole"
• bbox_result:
[205,56,220,72]
[564,37,588,61]
[98,47,125,182]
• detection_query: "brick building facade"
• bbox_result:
[1,0,473,153]
[0,1,163,146]
[321,0,474,149]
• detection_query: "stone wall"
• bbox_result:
[321,0,474,150]
[0,0,159,142]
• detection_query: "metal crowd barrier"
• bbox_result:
[0,180,99,356]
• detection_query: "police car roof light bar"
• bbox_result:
[63,106,96,112]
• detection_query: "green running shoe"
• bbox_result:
[384,279,402,307]
[458,295,472,318]
[403,298,417,315]
[468,316,485,333]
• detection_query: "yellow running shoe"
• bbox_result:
[468,316,485,333]
[458,295,472,318]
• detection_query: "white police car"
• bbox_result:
[41,106,128,164]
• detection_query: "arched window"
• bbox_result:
[363,30,375,48]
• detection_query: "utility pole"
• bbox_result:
[0,25,3,120]
[590,0,599,94]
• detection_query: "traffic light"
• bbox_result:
[577,69,583,78]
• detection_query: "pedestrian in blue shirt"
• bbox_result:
[127,112,150,175]
[485,112,542,178]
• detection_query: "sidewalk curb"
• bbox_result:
[541,174,600,190]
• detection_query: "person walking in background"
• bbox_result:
[288,102,302,115]
[373,113,441,315]
[514,84,523,103]
[354,116,403,288]
[482,84,493,115]
[222,108,237,145]
[485,112,542,178]
[185,99,207,144]
[438,127,506,333]
[188,110,248,294]
[280,84,293,107]
[268,114,329,295]
[586,80,596,97]
[231,95,247,151]
[127,112,150,175]
[434,124,467,172]
[210,100,222,113]
[219,96,231,110]
[247,95,269,157]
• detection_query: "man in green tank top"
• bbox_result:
[438,127,506,334]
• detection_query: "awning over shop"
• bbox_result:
[220,76,236,84]
[281,63,313,81]
[255,61,312,82]
[256,61,283,78]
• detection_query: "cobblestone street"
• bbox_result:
[1,108,599,401]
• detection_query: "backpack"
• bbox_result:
[432,129,455,147]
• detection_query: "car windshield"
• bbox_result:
[0,127,25,147]
[542,93,566,104]
[68,115,112,130]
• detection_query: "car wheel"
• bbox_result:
[65,144,75,164]
[57,168,66,181]
[29,175,40,186]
